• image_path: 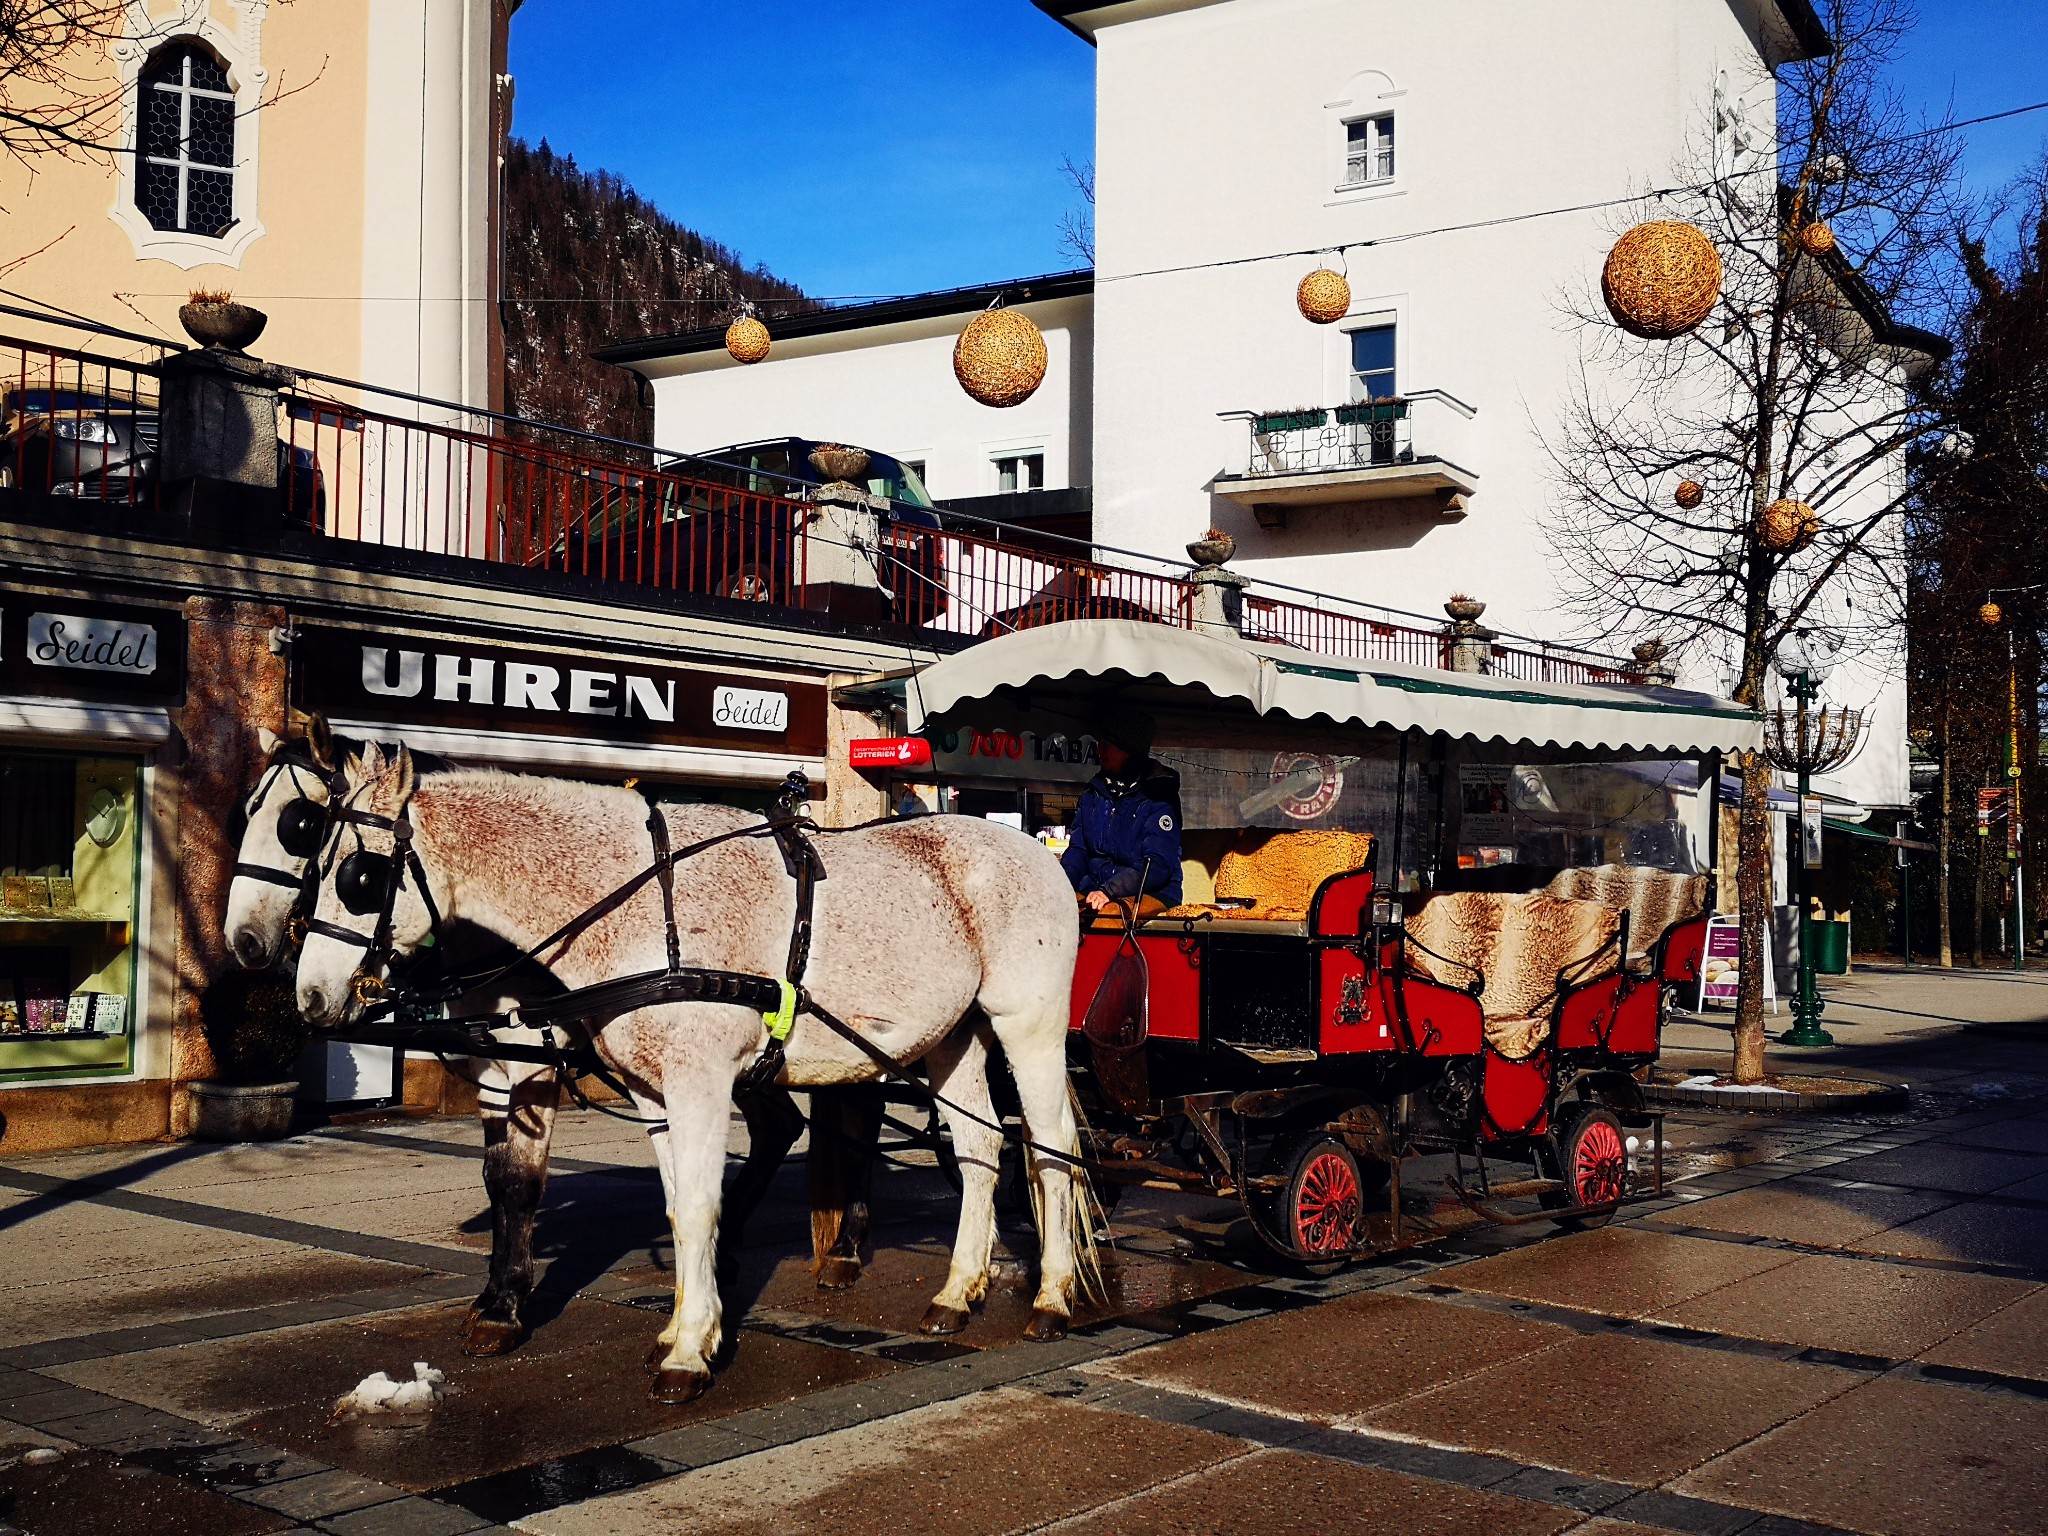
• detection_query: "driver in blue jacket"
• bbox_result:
[1061,721,1183,919]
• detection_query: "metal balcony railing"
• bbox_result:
[1224,389,1479,484]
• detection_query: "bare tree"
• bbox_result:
[1544,0,1967,1082]
[1056,153,1093,266]
[1,0,316,165]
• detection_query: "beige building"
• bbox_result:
[2,0,514,412]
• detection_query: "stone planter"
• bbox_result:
[177,301,268,352]
[1186,534,1236,567]
[188,1079,298,1142]
[1444,597,1486,623]
[807,444,870,484]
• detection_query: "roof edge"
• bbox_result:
[595,269,1094,368]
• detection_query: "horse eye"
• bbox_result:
[277,800,326,858]
[336,851,393,916]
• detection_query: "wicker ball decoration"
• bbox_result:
[1674,479,1705,510]
[1296,267,1352,325]
[954,307,1047,408]
[1761,497,1819,553]
[1980,601,2004,628]
[1797,221,1837,258]
[724,316,771,364]
[1601,221,1723,340]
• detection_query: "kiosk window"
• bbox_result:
[0,752,141,1079]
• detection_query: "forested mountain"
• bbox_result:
[500,137,813,442]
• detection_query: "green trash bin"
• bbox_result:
[1810,919,1850,975]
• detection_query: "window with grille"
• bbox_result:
[136,41,237,237]
[1344,114,1395,187]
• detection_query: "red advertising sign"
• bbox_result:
[848,736,933,771]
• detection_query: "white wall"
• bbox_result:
[360,0,497,416]
[1087,0,1769,635]
[637,295,1093,503]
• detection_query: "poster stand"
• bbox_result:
[1695,913,1778,1014]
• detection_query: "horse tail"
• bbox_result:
[1061,1083,1108,1303]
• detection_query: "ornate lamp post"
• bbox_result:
[1982,590,2038,969]
[1765,631,1864,1046]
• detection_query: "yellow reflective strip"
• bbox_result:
[763,979,798,1041]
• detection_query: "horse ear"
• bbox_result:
[346,742,383,788]
[256,726,282,757]
[306,713,336,772]
[393,743,417,805]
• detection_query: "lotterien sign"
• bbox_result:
[26,612,159,676]
[293,625,826,756]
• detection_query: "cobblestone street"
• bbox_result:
[4,967,2048,1536]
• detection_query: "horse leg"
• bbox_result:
[724,1083,804,1269]
[808,1084,884,1290]
[649,1071,735,1404]
[985,1004,1085,1342]
[917,1026,1002,1336]
[466,1059,559,1356]
[628,1087,683,1370]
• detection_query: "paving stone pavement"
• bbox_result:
[3,966,2048,1534]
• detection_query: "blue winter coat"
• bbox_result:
[1061,763,1184,905]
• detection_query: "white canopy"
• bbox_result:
[908,620,1760,757]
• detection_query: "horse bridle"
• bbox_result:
[230,751,343,952]
[305,776,444,1004]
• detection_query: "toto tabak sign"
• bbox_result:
[293,625,825,756]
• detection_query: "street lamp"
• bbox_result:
[1767,631,1864,1047]
[1982,589,2038,969]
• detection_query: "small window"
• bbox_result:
[137,40,237,236]
[1344,114,1395,187]
[994,453,1043,493]
[1350,324,1396,401]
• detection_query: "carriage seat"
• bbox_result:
[1155,829,1376,923]
[1542,865,1706,968]
[1405,890,1622,1059]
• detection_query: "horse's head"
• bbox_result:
[297,741,434,1027]
[223,714,339,971]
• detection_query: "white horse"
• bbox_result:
[294,745,1089,1402]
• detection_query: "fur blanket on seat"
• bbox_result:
[1543,865,1706,962]
[1406,890,1622,1059]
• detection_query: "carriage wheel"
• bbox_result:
[1276,1136,1363,1260]
[1543,1106,1627,1231]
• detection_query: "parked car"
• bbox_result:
[0,388,158,504]
[536,439,947,619]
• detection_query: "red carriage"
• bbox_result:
[899,619,1759,1263]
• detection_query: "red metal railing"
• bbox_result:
[0,330,1643,687]
[0,336,162,512]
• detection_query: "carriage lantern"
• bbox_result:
[1296,266,1353,325]
[724,315,771,364]
[1674,479,1705,510]
[1601,221,1723,339]
[954,306,1048,408]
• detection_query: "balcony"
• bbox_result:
[1214,390,1479,527]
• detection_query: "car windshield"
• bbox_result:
[860,452,934,509]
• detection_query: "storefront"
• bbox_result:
[0,594,183,1093]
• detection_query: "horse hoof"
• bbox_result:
[644,1340,674,1370]
[460,1303,484,1334]
[919,1302,970,1336]
[463,1318,524,1357]
[816,1256,864,1291]
[648,1367,713,1405]
[1023,1308,1070,1343]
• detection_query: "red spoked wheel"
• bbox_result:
[1544,1106,1628,1230]
[1277,1136,1364,1260]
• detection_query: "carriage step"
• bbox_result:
[1219,1044,1318,1066]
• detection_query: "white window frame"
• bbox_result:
[1342,113,1396,189]
[989,448,1046,495]
[1325,69,1406,206]
[108,3,270,268]
[1330,302,1406,406]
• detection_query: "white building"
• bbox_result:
[601,0,1927,809]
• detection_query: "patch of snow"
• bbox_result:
[332,1362,446,1421]
[1676,1074,1793,1095]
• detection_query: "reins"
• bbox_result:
[325,771,1090,1173]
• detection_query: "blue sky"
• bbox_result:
[508,1,2046,304]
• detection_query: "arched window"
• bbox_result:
[136,40,237,237]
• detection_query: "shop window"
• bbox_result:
[1,752,141,1080]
